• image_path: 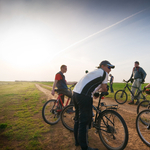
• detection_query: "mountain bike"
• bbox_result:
[136,109,150,147]
[114,80,146,104]
[61,92,128,150]
[42,84,75,125]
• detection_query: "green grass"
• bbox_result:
[0,82,50,150]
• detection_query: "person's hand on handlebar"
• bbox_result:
[51,89,55,96]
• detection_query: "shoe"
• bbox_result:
[128,101,134,104]
[135,101,139,105]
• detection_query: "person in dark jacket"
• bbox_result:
[51,65,76,104]
[128,61,147,105]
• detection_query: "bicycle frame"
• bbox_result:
[56,94,70,112]
[123,82,146,100]
[93,93,117,131]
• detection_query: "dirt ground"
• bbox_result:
[35,84,150,150]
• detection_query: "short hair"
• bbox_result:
[135,61,139,65]
[60,65,67,70]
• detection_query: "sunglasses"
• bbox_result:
[108,66,111,69]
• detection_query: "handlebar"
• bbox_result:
[68,83,76,89]
[123,79,128,83]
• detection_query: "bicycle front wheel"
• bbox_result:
[114,90,127,104]
[98,110,128,150]
[136,109,150,147]
[61,104,75,132]
[42,99,61,125]
[137,100,150,125]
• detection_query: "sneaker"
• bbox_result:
[128,101,134,104]
[135,101,139,105]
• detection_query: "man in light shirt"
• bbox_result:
[73,60,115,150]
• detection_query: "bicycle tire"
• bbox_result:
[98,109,128,150]
[136,109,150,147]
[114,90,128,104]
[61,104,75,132]
[42,99,61,125]
[137,100,150,125]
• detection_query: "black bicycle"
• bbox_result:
[114,80,146,104]
[61,92,128,150]
[136,109,150,147]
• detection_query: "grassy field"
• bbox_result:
[0,82,49,150]
[0,81,149,150]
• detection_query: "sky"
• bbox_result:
[0,0,150,82]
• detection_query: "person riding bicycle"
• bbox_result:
[128,61,147,105]
[51,65,76,106]
[73,60,115,150]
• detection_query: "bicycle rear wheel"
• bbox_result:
[136,109,150,147]
[137,100,150,125]
[42,99,61,125]
[61,104,75,132]
[98,110,128,150]
[114,90,127,104]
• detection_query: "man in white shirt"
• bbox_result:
[73,60,115,150]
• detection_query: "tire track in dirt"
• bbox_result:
[35,84,55,100]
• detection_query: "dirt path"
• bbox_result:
[36,84,149,150]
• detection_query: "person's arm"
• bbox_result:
[145,83,150,88]
[51,80,58,96]
[141,68,147,82]
[127,70,133,82]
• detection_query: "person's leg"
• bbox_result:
[136,79,142,103]
[110,83,114,93]
[129,80,137,104]
[73,93,79,146]
[60,89,73,104]
[78,94,92,150]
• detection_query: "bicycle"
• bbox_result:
[42,84,75,125]
[136,109,150,147]
[114,80,146,104]
[136,88,150,125]
[61,92,128,150]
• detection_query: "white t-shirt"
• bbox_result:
[73,68,108,97]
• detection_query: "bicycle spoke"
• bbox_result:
[99,110,128,149]
[136,110,150,146]
[42,100,61,125]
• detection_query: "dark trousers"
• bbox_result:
[73,92,93,150]
[110,83,114,93]
[58,89,73,105]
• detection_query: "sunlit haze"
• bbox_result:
[0,0,150,82]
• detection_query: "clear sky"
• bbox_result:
[0,0,150,82]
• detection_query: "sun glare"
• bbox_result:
[1,25,58,69]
